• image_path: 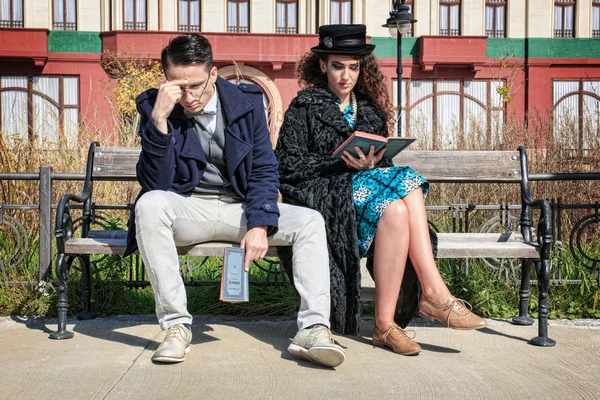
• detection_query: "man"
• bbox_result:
[125,34,344,368]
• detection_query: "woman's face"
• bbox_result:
[320,55,360,99]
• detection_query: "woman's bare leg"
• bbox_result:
[401,188,452,304]
[372,199,410,330]
[401,188,487,329]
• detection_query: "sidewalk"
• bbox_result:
[1,315,599,400]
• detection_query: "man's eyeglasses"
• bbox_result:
[181,80,210,101]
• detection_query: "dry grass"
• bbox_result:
[1,85,599,317]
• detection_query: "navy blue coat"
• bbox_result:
[125,76,280,255]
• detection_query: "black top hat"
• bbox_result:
[311,24,375,57]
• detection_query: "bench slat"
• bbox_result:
[92,147,522,182]
[437,241,538,259]
[93,147,140,178]
[69,231,538,259]
[436,232,526,243]
[65,237,280,257]
[393,151,521,182]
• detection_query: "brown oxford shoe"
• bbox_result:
[419,295,488,330]
[372,324,421,356]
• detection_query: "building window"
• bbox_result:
[593,1,600,38]
[53,0,77,30]
[485,0,506,38]
[404,0,414,37]
[393,79,505,149]
[228,0,249,33]
[0,0,24,28]
[554,0,575,38]
[276,0,297,34]
[439,0,460,36]
[178,0,200,32]
[315,0,319,33]
[1,76,80,146]
[553,80,600,156]
[330,0,351,24]
[124,0,147,30]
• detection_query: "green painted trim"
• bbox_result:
[373,36,600,60]
[486,39,525,59]
[371,37,418,59]
[527,38,600,58]
[487,38,600,59]
[48,31,102,53]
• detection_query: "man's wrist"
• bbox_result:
[250,225,268,232]
[151,113,169,134]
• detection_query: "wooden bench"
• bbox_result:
[50,142,555,347]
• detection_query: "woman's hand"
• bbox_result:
[341,145,385,171]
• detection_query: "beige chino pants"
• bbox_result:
[135,190,331,331]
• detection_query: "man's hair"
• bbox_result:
[161,34,213,73]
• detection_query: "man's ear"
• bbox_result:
[210,66,218,82]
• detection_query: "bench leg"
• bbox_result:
[49,253,74,340]
[511,259,535,326]
[529,259,556,347]
[77,255,99,320]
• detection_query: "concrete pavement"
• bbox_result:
[0,315,599,400]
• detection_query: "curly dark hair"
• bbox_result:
[294,52,395,130]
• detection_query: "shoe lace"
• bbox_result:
[312,326,335,344]
[381,325,416,342]
[444,298,473,325]
[165,325,187,342]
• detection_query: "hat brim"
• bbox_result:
[310,44,375,57]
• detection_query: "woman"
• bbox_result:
[275,24,486,355]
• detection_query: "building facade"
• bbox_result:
[1,0,599,151]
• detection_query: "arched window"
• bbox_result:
[330,0,351,24]
[0,0,24,28]
[485,0,506,38]
[394,79,505,149]
[178,0,201,32]
[228,77,270,133]
[228,0,250,33]
[553,80,600,156]
[554,0,575,38]
[276,0,297,34]
[220,65,283,144]
[1,76,80,146]
[124,0,147,30]
[439,0,460,36]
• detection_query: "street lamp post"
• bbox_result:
[383,0,415,137]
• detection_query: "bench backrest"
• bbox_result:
[92,147,140,180]
[91,147,522,183]
[394,151,522,183]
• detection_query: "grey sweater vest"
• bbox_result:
[188,98,236,196]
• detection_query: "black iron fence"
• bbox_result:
[1,169,599,286]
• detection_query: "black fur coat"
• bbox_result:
[275,88,423,335]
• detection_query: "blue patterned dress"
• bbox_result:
[353,167,428,257]
[329,90,429,257]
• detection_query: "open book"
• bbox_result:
[332,131,416,159]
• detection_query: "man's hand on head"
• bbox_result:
[151,79,188,134]
[240,226,269,272]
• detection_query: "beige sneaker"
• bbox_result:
[152,324,192,363]
[288,326,345,368]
